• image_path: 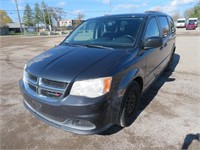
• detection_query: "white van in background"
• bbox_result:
[176,18,186,28]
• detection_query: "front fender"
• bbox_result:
[117,68,144,97]
[119,69,138,90]
[109,68,145,124]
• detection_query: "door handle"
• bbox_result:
[160,43,167,50]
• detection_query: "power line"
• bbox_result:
[3,9,107,12]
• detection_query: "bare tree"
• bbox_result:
[73,12,85,27]
[172,11,181,21]
[77,12,85,20]
[48,7,66,27]
[184,8,194,18]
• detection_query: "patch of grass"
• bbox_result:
[9,32,22,35]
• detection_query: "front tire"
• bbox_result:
[119,81,141,127]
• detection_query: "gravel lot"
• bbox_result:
[0,29,200,149]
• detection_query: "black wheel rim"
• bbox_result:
[124,91,137,118]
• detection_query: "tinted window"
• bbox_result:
[177,20,185,23]
[158,16,170,37]
[188,20,196,24]
[145,17,160,39]
[74,21,97,41]
[64,17,144,49]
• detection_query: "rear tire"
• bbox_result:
[119,81,141,127]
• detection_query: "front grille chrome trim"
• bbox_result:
[41,78,67,89]
[39,78,66,92]
[24,72,68,101]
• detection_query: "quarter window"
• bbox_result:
[145,17,160,39]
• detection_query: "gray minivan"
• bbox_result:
[19,11,176,134]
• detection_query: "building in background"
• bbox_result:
[59,20,73,27]
[0,24,9,35]
[7,22,21,33]
[59,19,84,30]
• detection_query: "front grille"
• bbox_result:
[28,83,37,92]
[24,72,68,101]
[41,89,63,99]
[42,78,67,89]
[27,73,37,82]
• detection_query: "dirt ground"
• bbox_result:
[0,29,200,150]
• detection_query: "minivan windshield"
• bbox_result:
[188,20,197,24]
[177,20,185,23]
[63,17,144,49]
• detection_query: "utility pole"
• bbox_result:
[14,0,23,34]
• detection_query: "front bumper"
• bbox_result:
[176,25,185,28]
[19,80,113,134]
[186,26,196,30]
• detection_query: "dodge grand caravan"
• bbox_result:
[19,11,176,134]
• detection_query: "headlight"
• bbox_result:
[23,63,27,82]
[70,77,112,98]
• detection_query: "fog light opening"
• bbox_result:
[64,119,96,130]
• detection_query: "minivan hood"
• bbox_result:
[26,45,129,82]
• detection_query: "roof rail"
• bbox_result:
[145,11,163,13]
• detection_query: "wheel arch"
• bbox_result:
[133,76,143,92]
[115,69,144,125]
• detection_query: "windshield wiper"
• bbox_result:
[82,44,113,50]
[62,42,87,47]
[62,43,113,49]
[61,42,74,46]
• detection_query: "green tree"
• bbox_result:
[41,1,52,26]
[184,2,200,18]
[34,3,42,27]
[23,4,33,26]
[191,2,200,18]
[0,10,13,26]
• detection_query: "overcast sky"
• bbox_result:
[0,0,198,22]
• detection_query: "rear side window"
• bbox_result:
[158,16,170,38]
[144,17,160,39]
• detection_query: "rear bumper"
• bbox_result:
[19,80,113,134]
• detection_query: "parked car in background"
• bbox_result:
[176,18,186,28]
[186,18,198,30]
[19,11,176,135]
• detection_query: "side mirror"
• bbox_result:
[143,36,163,50]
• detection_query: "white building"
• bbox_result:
[59,20,72,27]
